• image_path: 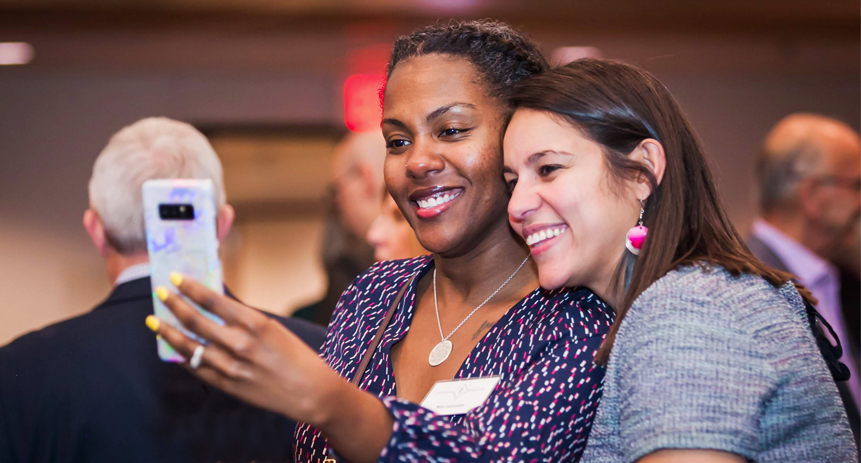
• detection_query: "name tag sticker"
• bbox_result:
[420,376,501,416]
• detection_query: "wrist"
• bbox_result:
[304,370,351,430]
[314,381,395,463]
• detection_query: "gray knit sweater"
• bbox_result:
[582,265,857,462]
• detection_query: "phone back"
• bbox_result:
[142,179,224,362]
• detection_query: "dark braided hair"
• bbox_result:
[386,20,548,104]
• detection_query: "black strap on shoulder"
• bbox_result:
[805,300,851,382]
[325,273,417,462]
[350,273,416,386]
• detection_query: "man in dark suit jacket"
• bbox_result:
[0,117,326,463]
[0,278,324,463]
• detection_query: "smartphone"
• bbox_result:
[142,179,224,362]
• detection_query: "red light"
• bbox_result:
[344,74,386,132]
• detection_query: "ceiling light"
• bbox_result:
[551,47,602,67]
[0,42,34,65]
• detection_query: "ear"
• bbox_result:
[83,209,111,258]
[797,177,823,220]
[216,204,235,242]
[357,164,379,198]
[630,138,667,201]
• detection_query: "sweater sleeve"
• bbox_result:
[377,332,607,463]
[614,280,777,463]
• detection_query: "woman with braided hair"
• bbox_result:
[147,20,613,462]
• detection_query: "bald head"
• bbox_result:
[757,113,861,258]
[758,113,860,212]
[331,130,387,238]
[332,130,387,187]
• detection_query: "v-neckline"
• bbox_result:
[380,258,541,400]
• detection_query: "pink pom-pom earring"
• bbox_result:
[625,203,648,256]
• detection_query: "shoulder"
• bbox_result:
[333,255,432,314]
[1,294,157,371]
[0,301,140,407]
[614,264,812,384]
[628,264,794,331]
[523,286,614,340]
[324,255,432,359]
[1,308,112,361]
[351,255,432,290]
[606,267,854,461]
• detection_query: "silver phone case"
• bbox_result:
[142,179,224,362]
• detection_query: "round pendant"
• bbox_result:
[428,340,453,367]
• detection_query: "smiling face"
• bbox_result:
[503,109,644,297]
[382,54,512,256]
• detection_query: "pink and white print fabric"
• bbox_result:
[295,255,614,463]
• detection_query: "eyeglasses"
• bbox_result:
[812,175,861,192]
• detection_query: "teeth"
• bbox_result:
[525,226,567,247]
[416,190,460,210]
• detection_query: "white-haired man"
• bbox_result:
[0,117,325,463]
[748,113,861,446]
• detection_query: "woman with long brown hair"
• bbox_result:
[503,58,857,462]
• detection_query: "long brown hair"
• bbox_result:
[508,59,815,363]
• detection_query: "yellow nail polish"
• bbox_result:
[169,272,183,287]
[145,315,160,332]
[155,286,169,302]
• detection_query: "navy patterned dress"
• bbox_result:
[294,255,614,462]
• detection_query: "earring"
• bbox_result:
[625,202,648,256]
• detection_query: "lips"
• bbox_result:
[520,224,568,255]
[409,186,464,219]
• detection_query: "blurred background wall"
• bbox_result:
[0,0,858,344]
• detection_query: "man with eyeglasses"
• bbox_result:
[748,113,861,448]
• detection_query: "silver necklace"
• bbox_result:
[428,254,531,367]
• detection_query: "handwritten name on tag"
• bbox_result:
[420,376,501,416]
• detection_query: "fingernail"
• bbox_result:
[155,286,169,302]
[145,315,161,333]
[169,272,183,287]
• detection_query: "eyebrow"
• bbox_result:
[426,102,475,122]
[503,150,572,174]
[381,118,406,129]
[527,150,572,164]
[381,102,477,130]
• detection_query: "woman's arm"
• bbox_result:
[639,450,745,463]
[612,272,776,463]
[151,274,608,462]
[150,275,396,463]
